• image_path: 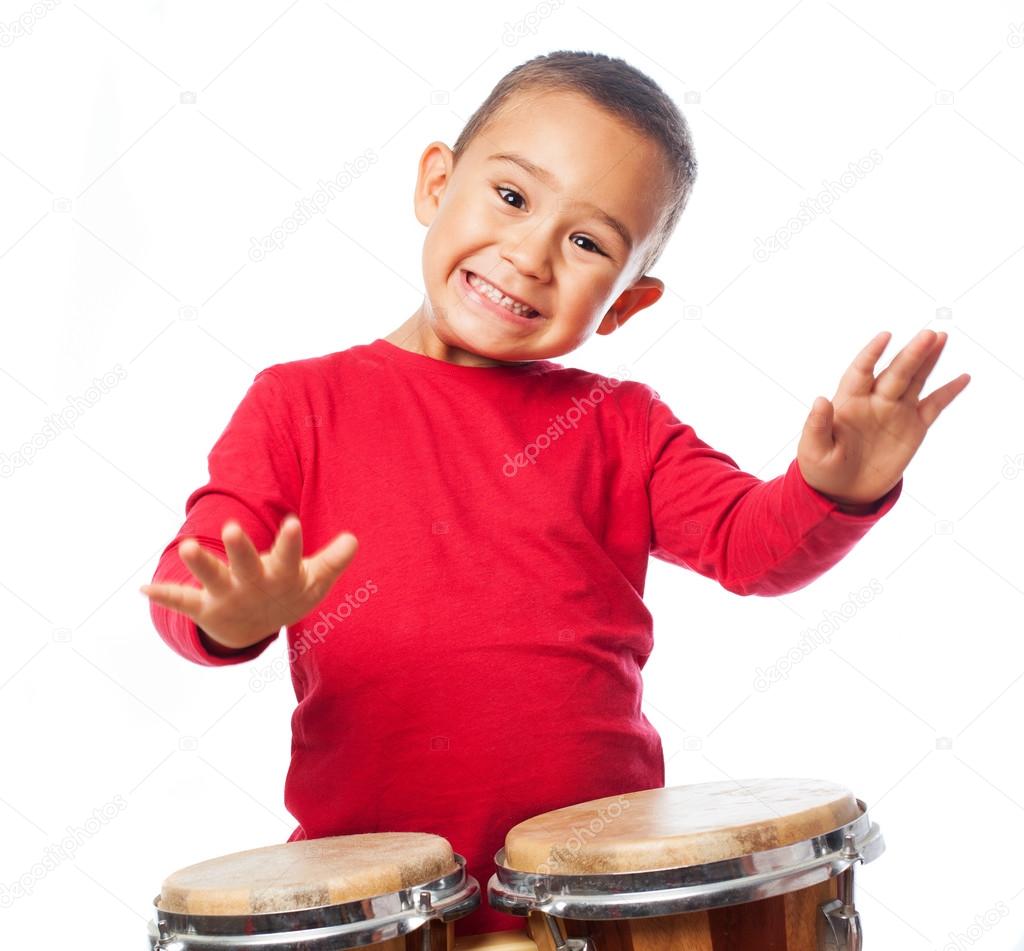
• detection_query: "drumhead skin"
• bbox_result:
[504,779,862,874]
[158,832,458,915]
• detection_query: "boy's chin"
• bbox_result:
[439,311,533,348]
[444,323,549,364]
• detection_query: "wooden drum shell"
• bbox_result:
[523,878,837,951]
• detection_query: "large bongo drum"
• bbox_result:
[488,778,884,951]
[146,831,483,950]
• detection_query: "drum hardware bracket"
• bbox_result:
[153,916,184,951]
[535,884,594,951]
[817,833,864,951]
[418,892,434,951]
[541,911,594,951]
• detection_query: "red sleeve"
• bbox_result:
[148,368,302,666]
[642,387,901,597]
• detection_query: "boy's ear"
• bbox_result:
[414,141,454,226]
[596,276,665,335]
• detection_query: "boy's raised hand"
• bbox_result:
[140,516,359,651]
[797,329,971,509]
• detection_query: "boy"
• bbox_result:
[141,51,969,937]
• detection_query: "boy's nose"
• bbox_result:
[498,238,551,284]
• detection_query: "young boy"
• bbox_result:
[141,51,969,937]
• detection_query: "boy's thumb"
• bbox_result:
[802,396,835,451]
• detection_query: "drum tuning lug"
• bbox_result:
[415,891,435,951]
[817,845,863,951]
[541,912,594,951]
[151,917,185,951]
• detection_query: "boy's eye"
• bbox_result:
[496,185,527,210]
[571,234,605,256]
[494,185,607,257]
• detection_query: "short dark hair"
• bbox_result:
[451,50,698,284]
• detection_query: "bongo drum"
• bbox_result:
[488,778,884,951]
[146,831,481,950]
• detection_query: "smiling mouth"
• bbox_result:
[464,270,542,319]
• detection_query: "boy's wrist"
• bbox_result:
[198,626,248,656]
[834,499,879,515]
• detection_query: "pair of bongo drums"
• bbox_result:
[147,778,882,951]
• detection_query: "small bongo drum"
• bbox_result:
[146,831,480,950]
[488,778,884,951]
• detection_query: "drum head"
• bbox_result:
[504,778,862,874]
[157,832,458,915]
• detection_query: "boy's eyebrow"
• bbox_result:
[487,152,634,253]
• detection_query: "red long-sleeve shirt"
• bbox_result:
[148,337,901,935]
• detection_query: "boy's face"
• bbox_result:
[402,90,671,367]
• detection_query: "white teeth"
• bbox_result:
[468,272,538,317]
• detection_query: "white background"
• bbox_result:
[1,1,1021,949]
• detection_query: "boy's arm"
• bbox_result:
[641,387,901,598]
[148,368,302,666]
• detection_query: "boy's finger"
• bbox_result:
[904,332,946,403]
[833,331,891,403]
[177,540,232,596]
[874,329,938,402]
[308,532,359,587]
[268,514,303,574]
[222,521,263,583]
[140,582,204,619]
[918,373,971,429]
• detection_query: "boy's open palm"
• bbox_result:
[797,329,970,508]
[140,516,359,651]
